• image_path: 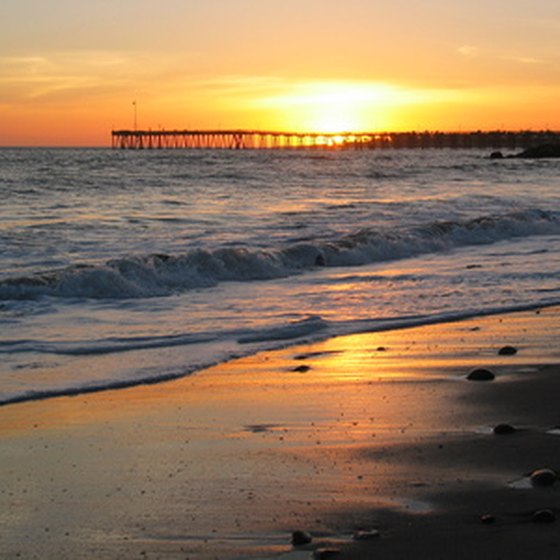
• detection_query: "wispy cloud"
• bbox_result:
[0,51,181,105]
[502,55,545,65]
[457,45,548,66]
[457,45,479,58]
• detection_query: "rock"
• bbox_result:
[467,368,495,381]
[493,423,516,435]
[353,529,380,540]
[532,509,556,523]
[480,514,496,524]
[498,345,517,356]
[291,530,312,546]
[315,254,326,267]
[313,549,341,559]
[490,151,504,159]
[292,365,311,373]
[530,468,557,487]
[514,143,560,159]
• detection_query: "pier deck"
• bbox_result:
[111,129,560,150]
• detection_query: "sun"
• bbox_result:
[309,109,363,134]
[257,81,401,133]
[302,84,378,133]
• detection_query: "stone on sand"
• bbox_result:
[313,549,341,559]
[498,345,517,356]
[353,529,380,540]
[291,530,313,546]
[292,365,311,373]
[532,509,556,523]
[530,468,557,487]
[493,423,516,435]
[467,368,495,381]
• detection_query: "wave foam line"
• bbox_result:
[1,208,558,301]
[0,316,328,356]
[1,300,559,408]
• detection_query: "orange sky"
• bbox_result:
[1,0,559,146]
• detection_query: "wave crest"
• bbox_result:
[1,209,558,300]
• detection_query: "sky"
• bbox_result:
[1,0,559,145]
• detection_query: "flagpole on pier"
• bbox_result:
[132,101,138,131]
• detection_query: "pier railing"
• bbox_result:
[111,129,560,150]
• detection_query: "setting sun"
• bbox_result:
[2,0,560,144]
[254,82,407,133]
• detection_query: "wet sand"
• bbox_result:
[0,307,559,559]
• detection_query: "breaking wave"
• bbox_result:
[1,208,558,300]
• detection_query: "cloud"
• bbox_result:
[505,56,545,65]
[457,45,479,58]
[0,51,183,106]
[457,45,548,67]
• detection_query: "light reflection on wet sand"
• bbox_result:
[0,307,558,559]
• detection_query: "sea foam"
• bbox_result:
[1,208,558,301]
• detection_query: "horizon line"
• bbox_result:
[112,128,560,136]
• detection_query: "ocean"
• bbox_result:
[1,147,559,405]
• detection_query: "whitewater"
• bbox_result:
[1,147,559,405]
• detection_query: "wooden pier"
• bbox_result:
[111,129,378,149]
[112,129,560,150]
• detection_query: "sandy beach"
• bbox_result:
[1,306,559,559]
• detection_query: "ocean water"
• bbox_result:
[1,147,559,405]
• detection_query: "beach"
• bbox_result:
[1,305,559,559]
[4,0,560,557]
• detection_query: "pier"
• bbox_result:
[111,130,376,149]
[112,129,560,150]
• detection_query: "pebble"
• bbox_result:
[353,529,380,540]
[291,530,312,546]
[313,549,341,559]
[498,345,518,356]
[532,509,556,523]
[292,365,311,373]
[480,514,496,524]
[493,424,516,435]
[467,368,495,381]
[530,468,557,487]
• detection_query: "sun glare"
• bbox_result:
[257,82,405,133]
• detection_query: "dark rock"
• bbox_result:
[376,346,387,352]
[353,529,380,540]
[292,365,311,373]
[313,549,341,559]
[498,345,517,356]
[532,509,556,523]
[467,368,495,381]
[490,151,504,159]
[480,514,496,524]
[291,530,312,546]
[315,254,326,267]
[514,143,560,159]
[530,468,557,487]
[493,423,516,435]
[245,424,278,433]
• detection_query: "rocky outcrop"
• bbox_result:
[514,143,560,158]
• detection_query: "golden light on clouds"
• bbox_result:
[250,81,464,132]
[1,0,560,144]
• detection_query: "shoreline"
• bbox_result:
[0,306,559,559]
[2,299,560,409]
